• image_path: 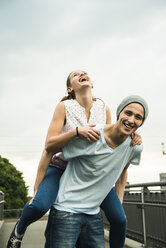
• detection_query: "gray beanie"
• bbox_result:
[116,95,148,123]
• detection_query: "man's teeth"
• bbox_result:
[124,123,132,129]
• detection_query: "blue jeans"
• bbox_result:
[17,166,126,247]
[101,189,127,248]
[17,167,63,234]
[45,208,105,248]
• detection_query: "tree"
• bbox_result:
[0,155,29,209]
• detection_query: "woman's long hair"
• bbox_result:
[60,72,75,101]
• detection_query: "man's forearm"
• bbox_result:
[115,181,126,203]
[115,165,129,203]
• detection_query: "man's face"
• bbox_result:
[118,103,144,135]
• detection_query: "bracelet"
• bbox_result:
[76,127,79,137]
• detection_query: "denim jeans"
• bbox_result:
[101,188,127,248]
[17,166,126,247]
[17,167,63,234]
[45,208,105,248]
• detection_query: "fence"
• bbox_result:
[103,181,166,248]
[0,191,5,220]
[1,182,166,247]
[3,209,23,219]
[124,181,166,248]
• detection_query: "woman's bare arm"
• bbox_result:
[106,105,111,124]
[45,102,100,152]
[33,101,101,196]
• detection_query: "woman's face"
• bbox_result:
[68,70,93,93]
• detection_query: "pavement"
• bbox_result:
[0,219,47,248]
[104,230,142,248]
[0,219,143,248]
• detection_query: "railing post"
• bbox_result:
[141,187,147,247]
[0,191,5,221]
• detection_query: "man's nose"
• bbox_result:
[128,116,135,123]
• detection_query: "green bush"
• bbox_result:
[0,155,29,209]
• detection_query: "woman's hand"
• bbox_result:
[130,132,142,146]
[77,124,100,143]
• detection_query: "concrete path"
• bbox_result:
[0,219,47,248]
[0,220,142,248]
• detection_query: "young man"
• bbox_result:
[45,95,148,248]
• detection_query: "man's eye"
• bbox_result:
[136,115,143,120]
[125,111,131,116]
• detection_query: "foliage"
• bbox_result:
[0,155,29,209]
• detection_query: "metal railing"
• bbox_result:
[1,182,166,247]
[3,209,23,219]
[102,181,166,248]
[123,181,166,248]
[0,191,5,220]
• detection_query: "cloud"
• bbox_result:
[1,0,166,193]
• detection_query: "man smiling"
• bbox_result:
[45,95,148,248]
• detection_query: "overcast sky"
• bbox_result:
[1,0,166,195]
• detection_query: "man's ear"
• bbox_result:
[91,83,93,89]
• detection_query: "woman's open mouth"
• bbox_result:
[79,76,89,82]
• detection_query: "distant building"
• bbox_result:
[160,173,166,190]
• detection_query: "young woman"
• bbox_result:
[7,70,140,248]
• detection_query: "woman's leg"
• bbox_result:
[17,167,63,235]
[100,188,127,248]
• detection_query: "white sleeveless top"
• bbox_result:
[49,98,107,170]
[61,99,106,132]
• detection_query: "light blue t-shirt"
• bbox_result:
[54,124,142,214]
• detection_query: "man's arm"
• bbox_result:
[115,163,130,203]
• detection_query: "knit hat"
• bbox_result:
[116,95,148,124]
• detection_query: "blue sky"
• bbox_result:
[0,0,166,195]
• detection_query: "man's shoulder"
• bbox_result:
[131,142,143,154]
[121,137,143,154]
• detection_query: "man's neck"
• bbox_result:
[104,124,128,149]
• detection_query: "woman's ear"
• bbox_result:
[67,87,72,94]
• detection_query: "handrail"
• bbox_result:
[123,201,166,208]
[125,181,166,188]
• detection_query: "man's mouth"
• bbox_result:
[123,122,134,130]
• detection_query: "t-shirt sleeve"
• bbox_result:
[62,137,96,160]
[129,144,143,166]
